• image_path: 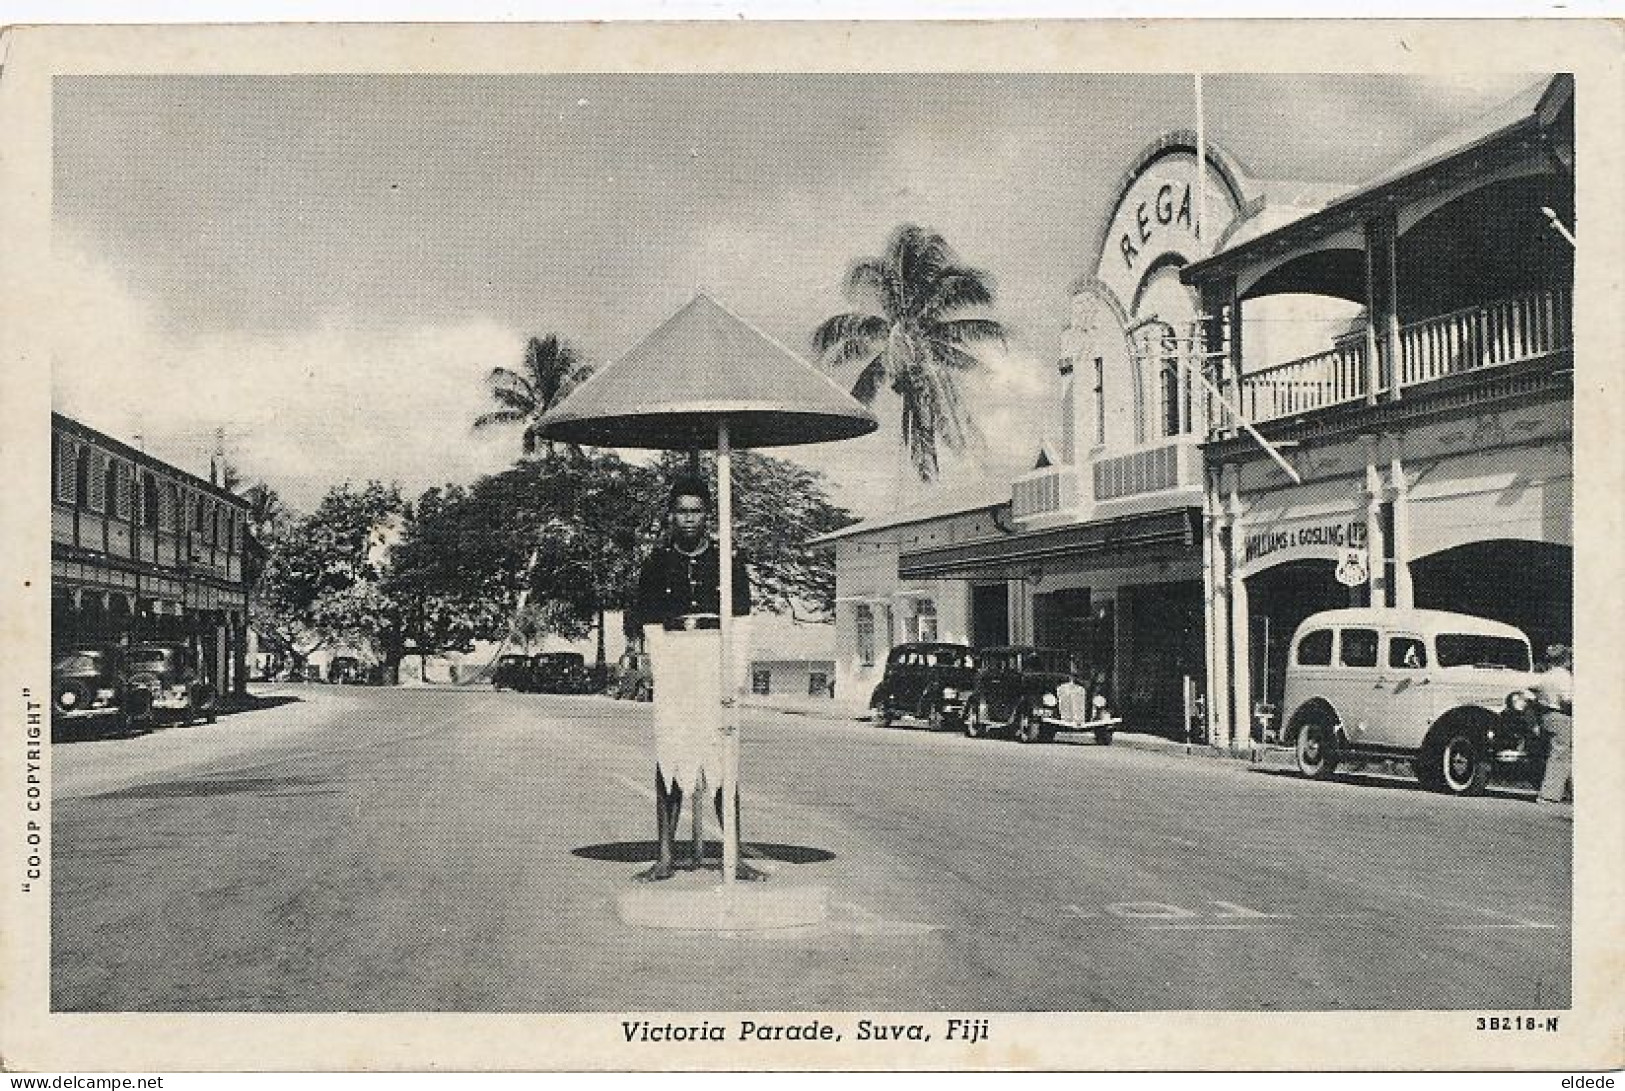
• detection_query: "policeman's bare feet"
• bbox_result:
[636,861,676,882]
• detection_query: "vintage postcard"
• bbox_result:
[1,18,1621,1073]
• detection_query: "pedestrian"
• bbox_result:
[623,472,763,881]
[1534,642,1573,805]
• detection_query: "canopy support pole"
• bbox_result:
[717,419,739,888]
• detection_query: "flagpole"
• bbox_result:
[1195,72,1206,244]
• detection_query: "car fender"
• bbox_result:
[1285,697,1345,746]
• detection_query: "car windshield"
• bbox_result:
[1027,650,1070,674]
[939,651,975,668]
[1434,634,1530,671]
[498,656,527,667]
[129,649,173,667]
[53,651,104,672]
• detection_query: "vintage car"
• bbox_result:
[126,642,217,725]
[1280,608,1542,796]
[327,655,368,684]
[490,654,532,691]
[964,645,1119,744]
[529,651,592,694]
[51,644,152,731]
[868,642,978,731]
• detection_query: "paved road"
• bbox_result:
[50,684,1570,1011]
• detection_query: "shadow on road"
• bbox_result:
[572,840,836,865]
[87,774,338,801]
[1249,765,1537,802]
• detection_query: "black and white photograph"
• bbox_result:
[1,17,1621,1074]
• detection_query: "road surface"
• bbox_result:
[50,684,1570,1011]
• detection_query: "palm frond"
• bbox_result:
[849,354,889,404]
[923,268,996,319]
[473,408,529,431]
[934,316,1007,347]
[842,260,892,311]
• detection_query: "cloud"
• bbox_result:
[50,233,524,511]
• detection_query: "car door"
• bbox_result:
[981,653,1019,721]
[1375,631,1432,748]
[1334,626,1382,745]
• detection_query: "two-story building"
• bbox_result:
[820,76,1573,744]
[51,412,253,697]
[1183,74,1573,749]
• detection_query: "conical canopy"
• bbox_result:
[536,293,878,450]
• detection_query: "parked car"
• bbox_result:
[529,651,592,694]
[965,645,1119,745]
[869,642,978,731]
[491,654,531,691]
[327,656,366,684]
[126,642,217,725]
[51,644,151,731]
[1280,608,1542,796]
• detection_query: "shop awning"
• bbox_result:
[899,507,1200,580]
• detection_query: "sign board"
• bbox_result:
[1335,547,1371,587]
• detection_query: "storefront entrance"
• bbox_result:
[1244,559,1352,716]
[1413,539,1572,654]
[1119,581,1203,737]
[971,583,1010,649]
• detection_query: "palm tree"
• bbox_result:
[473,334,594,458]
[813,224,1007,481]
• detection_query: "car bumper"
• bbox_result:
[1040,714,1123,732]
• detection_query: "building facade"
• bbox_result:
[1182,75,1574,749]
[821,77,1573,745]
[51,413,253,696]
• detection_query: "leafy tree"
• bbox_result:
[813,223,1007,481]
[473,334,594,459]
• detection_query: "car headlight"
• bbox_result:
[1041,693,1058,708]
[57,689,77,708]
[1506,691,1530,712]
[1092,694,1108,709]
[941,687,958,699]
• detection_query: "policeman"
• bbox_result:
[624,472,763,881]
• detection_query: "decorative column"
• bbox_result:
[1389,447,1414,608]
[1225,472,1251,752]
[1365,447,1389,609]
[1201,466,1228,748]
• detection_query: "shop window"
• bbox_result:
[752,669,771,696]
[808,672,830,697]
[1296,629,1333,666]
[914,600,938,643]
[1339,628,1379,668]
[856,605,876,668]
[144,475,159,527]
[1389,636,1427,669]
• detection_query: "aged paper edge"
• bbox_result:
[0,19,1621,1073]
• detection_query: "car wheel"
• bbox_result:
[927,704,944,732]
[964,698,988,739]
[1013,707,1043,744]
[1437,730,1491,796]
[1295,720,1339,780]
[1094,728,1114,746]
[875,707,893,729]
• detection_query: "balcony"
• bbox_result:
[1011,465,1079,521]
[1227,288,1570,426]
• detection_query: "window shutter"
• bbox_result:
[56,438,77,502]
[88,453,107,512]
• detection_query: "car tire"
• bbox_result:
[1437,730,1491,796]
[1295,720,1339,780]
[964,698,988,739]
[927,704,944,732]
[875,707,893,729]
[1014,707,1043,744]
[1094,728,1114,746]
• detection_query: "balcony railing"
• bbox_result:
[1230,288,1570,425]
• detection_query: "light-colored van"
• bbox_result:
[1280,608,1540,796]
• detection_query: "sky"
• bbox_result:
[50,71,1541,516]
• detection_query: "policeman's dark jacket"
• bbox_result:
[625,537,751,635]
